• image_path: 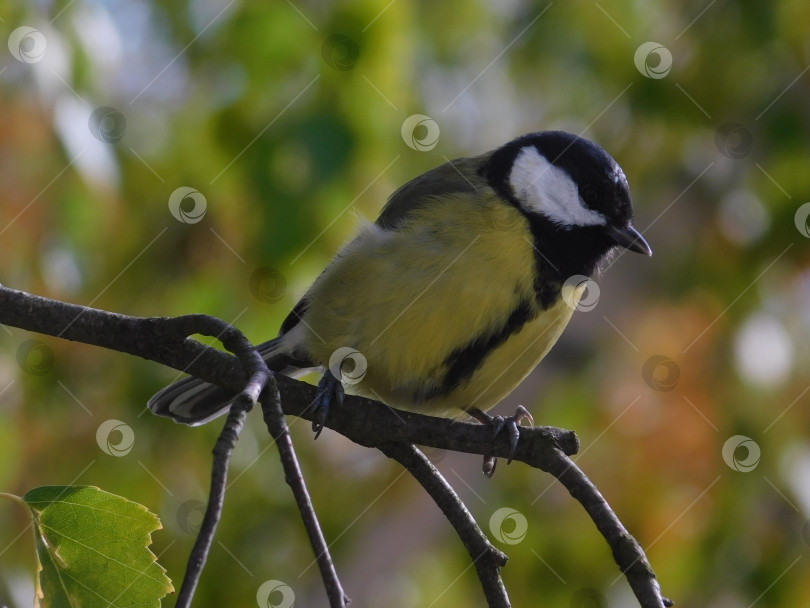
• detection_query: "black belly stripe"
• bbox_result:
[431,298,537,398]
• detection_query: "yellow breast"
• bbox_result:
[299,193,582,416]
[406,290,579,415]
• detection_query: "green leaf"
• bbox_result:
[22,486,174,608]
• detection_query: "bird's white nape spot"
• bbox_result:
[508,146,607,227]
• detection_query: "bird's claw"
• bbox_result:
[311,371,344,439]
[468,405,534,477]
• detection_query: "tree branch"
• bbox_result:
[279,391,670,608]
[0,285,246,391]
[260,383,350,607]
[542,450,673,608]
[0,287,344,607]
[168,315,271,608]
[0,285,672,607]
[377,442,510,607]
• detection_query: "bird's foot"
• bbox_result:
[310,371,344,439]
[467,405,534,477]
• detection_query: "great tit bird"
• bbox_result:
[149,131,651,445]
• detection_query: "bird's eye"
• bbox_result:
[581,184,600,204]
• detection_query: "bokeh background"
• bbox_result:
[2,1,810,606]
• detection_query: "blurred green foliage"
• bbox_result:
[2,0,810,606]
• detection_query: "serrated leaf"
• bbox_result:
[23,485,174,608]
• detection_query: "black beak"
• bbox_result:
[607,224,652,256]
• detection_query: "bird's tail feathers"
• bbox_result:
[147,337,312,426]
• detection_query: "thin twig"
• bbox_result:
[176,392,252,607]
[378,443,510,608]
[164,315,272,608]
[273,389,670,606]
[0,285,672,607]
[540,448,673,608]
[260,385,350,608]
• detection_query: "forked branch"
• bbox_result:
[0,285,670,608]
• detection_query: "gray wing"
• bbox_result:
[277,155,490,353]
[375,155,490,229]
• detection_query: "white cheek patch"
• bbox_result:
[509,146,607,227]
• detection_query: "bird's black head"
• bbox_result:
[483,131,651,282]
